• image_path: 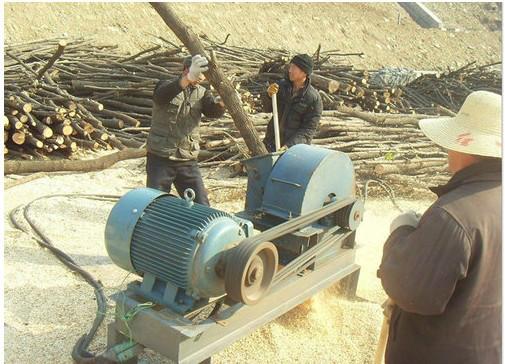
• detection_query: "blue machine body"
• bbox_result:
[105,188,253,312]
[243,144,355,220]
[105,144,359,313]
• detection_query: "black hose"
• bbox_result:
[8,193,121,363]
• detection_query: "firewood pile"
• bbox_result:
[197,109,451,189]
[398,61,502,114]
[3,36,499,186]
[246,59,501,114]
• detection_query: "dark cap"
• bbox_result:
[290,54,313,75]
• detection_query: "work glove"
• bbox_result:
[267,83,279,97]
[390,210,421,233]
[187,54,209,82]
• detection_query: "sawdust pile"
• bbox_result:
[215,290,383,364]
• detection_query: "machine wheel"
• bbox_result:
[335,200,364,231]
[225,241,278,305]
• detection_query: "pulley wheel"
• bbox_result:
[335,200,364,231]
[225,241,278,305]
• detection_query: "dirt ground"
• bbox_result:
[3,3,502,70]
[4,157,435,364]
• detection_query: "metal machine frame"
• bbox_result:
[107,246,359,364]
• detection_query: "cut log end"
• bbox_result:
[43,128,54,139]
[12,132,26,145]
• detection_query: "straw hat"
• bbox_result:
[419,90,502,158]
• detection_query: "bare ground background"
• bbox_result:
[4,2,502,70]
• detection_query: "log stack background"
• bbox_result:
[3,37,501,191]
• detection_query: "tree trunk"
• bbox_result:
[4,147,147,174]
[150,2,267,156]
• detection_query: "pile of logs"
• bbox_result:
[244,58,501,114]
[4,39,130,159]
[399,61,502,114]
[202,109,451,187]
[2,35,499,189]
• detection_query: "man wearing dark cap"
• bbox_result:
[146,54,225,206]
[262,54,323,152]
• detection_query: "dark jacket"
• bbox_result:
[378,160,502,364]
[262,77,322,152]
[147,77,224,160]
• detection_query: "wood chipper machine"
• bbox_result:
[102,144,364,363]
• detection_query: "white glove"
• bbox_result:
[187,54,209,82]
[390,210,422,233]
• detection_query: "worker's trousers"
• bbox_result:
[146,152,210,206]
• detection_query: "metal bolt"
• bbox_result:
[354,211,361,221]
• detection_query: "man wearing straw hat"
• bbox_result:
[377,90,502,364]
[146,54,225,206]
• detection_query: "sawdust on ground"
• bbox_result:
[4,157,435,363]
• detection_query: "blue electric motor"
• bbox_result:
[105,188,255,313]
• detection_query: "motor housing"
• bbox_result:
[105,188,253,312]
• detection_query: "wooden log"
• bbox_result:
[71,137,100,150]
[96,109,140,127]
[100,118,125,129]
[11,131,26,145]
[95,139,112,150]
[310,74,340,94]
[4,115,9,128]
[374,160,447,175]
[45,135,65,145]
[52,123,74,136]
[436,104,457,117]
[91,130,109,141]
[5,148,34,160]
[101,99,152,115]
[70,119,88,137]
[116,136,145,148]
[6,96,32,114]
[36,40,67,80]
[25,133,44,148]
[26,112,53,139]
[150,2,267,156]
[4,147,147,174]
[107,134,126,150]
[18,114,29,124]
[63,136,78,152]
[7,115,23,130]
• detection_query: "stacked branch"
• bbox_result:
[2,37,497,191]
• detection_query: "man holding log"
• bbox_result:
[263,54,323,152]
[377,91,502,364]
[146,55,225,206]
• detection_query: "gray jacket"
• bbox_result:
[378,159,502,364]
[147,77,225,160]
